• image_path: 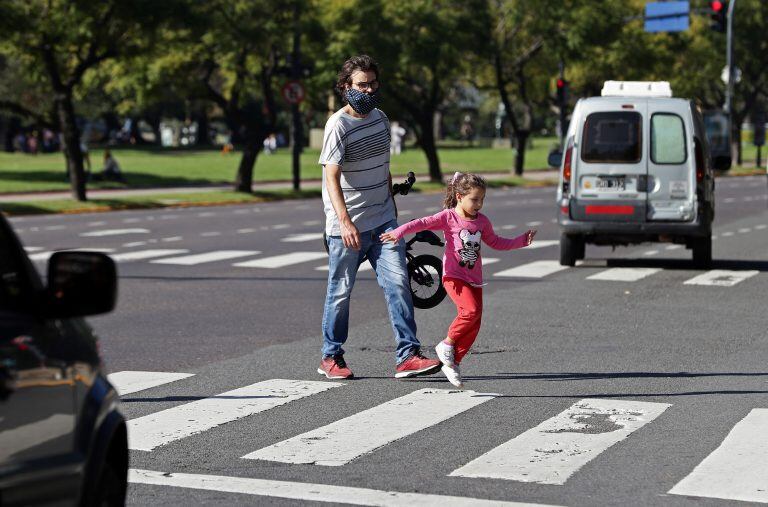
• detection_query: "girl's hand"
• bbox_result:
[524,229,537,246]
[379,231,399,243]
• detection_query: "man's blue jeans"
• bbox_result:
[322,219,421,364]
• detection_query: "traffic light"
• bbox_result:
[556,78,568,107]
[709,1,726,33]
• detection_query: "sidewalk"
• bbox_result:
[0,170,560,203]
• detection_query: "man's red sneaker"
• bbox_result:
[317,355,353,379]
[395,350,442,378]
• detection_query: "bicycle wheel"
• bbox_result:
[408,254,447,309]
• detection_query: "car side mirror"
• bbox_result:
[45,251,117,318]
[547,150,563,168]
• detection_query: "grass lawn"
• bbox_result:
[0,139,559,194]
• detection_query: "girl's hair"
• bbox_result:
[335,55,379,99]
[444,172,487,209]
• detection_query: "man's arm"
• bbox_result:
[325,163,361,250]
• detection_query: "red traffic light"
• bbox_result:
[711,1,723,12]
[556,79,565,88]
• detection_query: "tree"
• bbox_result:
[0,1,184,201]
[319,0,489,182]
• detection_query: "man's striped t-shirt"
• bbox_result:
[319,108,395,236]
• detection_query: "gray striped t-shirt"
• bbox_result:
[319,108,395,236]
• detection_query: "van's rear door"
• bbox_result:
[571,102,648,222]
[646,101,695,222]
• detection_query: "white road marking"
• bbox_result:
[399,210,413,216]
[669,409,768,503]
[161,236,183,242]
[642,250,659,256]
[198,212,217,217]
[110,249,189,263]
[128,379,341,451]
[738,228,751,233]
[43,225,66,231]
[724,197,736,203]
[683,270,759,287]
[107,371,195,396]
[302,220,322,226]
[160,214,179,220]
[80,228,150,237]
[525,221,542,227]
[243,389,494,466]
[272,224,290,230]
[123,218,142,223]
[425,206,440,212]
[87,221,106,226]
[281,233,325,243]
[721,231,734,237]
[525,240,559,249]
[23,246,44,252]
[665,245,683,250]
[128,469,558,507]
[200,232,221,237]
[483,257,500,265]
[234,252,328,269]
[122,241,147,247]
[501,224,517,230]
[587,268,661,282]
[237,228,256,234]
[756,224,767,230]
[151,251,261,266]
[494,261,568,278]
[450,399,670,485]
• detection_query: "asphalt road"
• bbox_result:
[10,174,768,506]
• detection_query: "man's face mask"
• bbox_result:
[346,87,381,115]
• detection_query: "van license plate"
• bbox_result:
[597,177,625,191]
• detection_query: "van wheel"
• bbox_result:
[692,237,712,269]
[560,234,579,266]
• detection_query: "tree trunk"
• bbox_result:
[513,131,530,176]
[56,94,86,201]
[418,116,442,182]
[234,134,261,193]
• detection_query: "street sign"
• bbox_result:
[644,1,690,33]
[281,81,305,104]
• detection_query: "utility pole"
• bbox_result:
[724,0,736,162]
[290,1,303,192]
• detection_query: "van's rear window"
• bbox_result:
[581,112,642,163]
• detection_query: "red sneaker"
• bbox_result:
[395,350,442,378]
[317,355,353,379]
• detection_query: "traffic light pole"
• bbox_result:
[725,0,736,159]
[290,2,303,192]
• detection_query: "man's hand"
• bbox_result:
[341,218,361,250]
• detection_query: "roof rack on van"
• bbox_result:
[601,81,672,98]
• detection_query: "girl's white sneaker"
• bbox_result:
[441,364,464,389]
[435,342,455,366]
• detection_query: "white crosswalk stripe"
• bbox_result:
[233,252,328,268]
[129,469,560,507]
[28,248,116,262]
[110,249,189,262]
[683,270,759,287]
[80,228,150,237]
[151,250,260,265]
[669,408,768,503]
[587,268,661,282]
[493,260,568,278]
[450,399,671,484]
[107,371,196,396]
[127,379,340,451]
[243,389,495,466]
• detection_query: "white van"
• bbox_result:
[555,81,715,267]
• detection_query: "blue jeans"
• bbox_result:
[322,219,421,364]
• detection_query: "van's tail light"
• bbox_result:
[562,138,573,194]
[694,139,704,183]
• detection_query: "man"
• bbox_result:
[318,55,441,380]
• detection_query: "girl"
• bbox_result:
[380,172,536,388]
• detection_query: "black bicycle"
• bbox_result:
[323,172,447,309]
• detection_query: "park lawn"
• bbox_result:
[0,140,557,194]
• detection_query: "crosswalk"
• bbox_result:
[114,371,768,505]
[25,241,763,288]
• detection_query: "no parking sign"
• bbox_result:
[281,81,305,105]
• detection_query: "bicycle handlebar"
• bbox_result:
[392,171,416,196]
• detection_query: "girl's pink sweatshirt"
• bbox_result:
[389,209,529,286]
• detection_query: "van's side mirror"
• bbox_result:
[712,155,732,171]
[547,150,563,168]
[45,252,117,318]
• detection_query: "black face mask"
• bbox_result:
[346,88,381,115]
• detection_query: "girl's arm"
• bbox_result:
[482,220,537,250]
[380,210,447,243]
